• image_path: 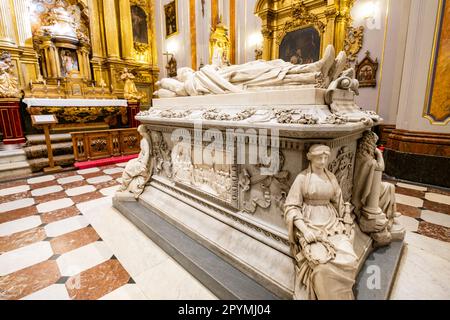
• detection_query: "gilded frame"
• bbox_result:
[423,0,450,125]
[276,24,324,61]
[164,0,179,39]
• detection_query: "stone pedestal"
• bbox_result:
[127,100,141,128]
[0,99,26,144]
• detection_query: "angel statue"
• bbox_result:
[121,68,144,101]
[284,144,358,300]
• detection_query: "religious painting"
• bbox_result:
[164,0,178,38]
[279,27,321,65]
[59,48,79,77]
[131,5,149,44]
[356,51,379,88]
[424,0,450,124]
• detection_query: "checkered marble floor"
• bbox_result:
[0,165,448,300]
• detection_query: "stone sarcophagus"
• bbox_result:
[113,47,404,299]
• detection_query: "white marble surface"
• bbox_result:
[103,168,124,175]
[420,210,450,228]
[396,182,427,192]
[0,215,42,236]
[36,198,74,213]
[99,284,147,300]
[0,185,29,197]
[57,175,84,185]
[44,215,89,237]
[116,163,128,167]
[31,185,63,197]
[0,242,53,276]
[65,185,96,197]
[87,175,112,185]
[77,168,100,175]
[99,186,119,197]
[0,198,35,213]
[23,98,128,107]
[395,194,424,208]
[56,241,113,277]
[425,192,450,205]
[397,215,420,233]
[21,284,70,300]
[27,175,55,184]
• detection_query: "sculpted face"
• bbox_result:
[310,153,329,171]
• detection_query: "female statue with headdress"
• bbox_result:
[284,144,358,300]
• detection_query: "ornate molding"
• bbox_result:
[344,26,365,64]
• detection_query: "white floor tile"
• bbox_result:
[100,185,119,197]
[421,210,450,228]
[116,162,128,167]
[21,284,70,300]
[56,241,113,276]
[135,259,217,300]
[405,232,450,262]
[44,215,89,237]
[99,284,147,300]
[31,185,63,197]
[425,192,450,206]
[0,198,35,213]
[396,182,427,192]
[87,175,113,185]
[27,175,55,184]
[0,215,42,236]
[397,215,419,233]
[65,185,96,197]
[77,168,100,175]
[0,242,53,276]
[36,198,74,213]
[103,168,124,175]
[395,194,424,208]
[0,185,30,197]
[57,175,84,185]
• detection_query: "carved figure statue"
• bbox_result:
[284,144,357,300]
[121,68,144,101]
[0,52,20,98]
[118,125,153,199]
[154,45,340,98]
[352,131,405,246]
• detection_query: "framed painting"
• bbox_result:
[59,48,79,77]
[424,0,450,125]
[164,0,178,38]
[131,5,149,44]
[278,26,321,65]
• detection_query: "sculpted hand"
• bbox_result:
[301,229,317,244]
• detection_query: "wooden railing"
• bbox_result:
[71,128,141,162]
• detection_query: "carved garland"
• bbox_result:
[344,26,364,64]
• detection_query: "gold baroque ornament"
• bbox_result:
[276,1,326,45]
[344,26,364,64]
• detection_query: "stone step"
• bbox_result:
[0,160,32,181]
[0,149,28,164]
[26,133,72,146]
[24,142,73,160]
[28,154,75,172]
[113,199,281,300]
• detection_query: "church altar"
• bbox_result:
[23,98,130,132]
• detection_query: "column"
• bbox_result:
[0,0,17,47]
[12,0,33,47]
[189,0,197,70]
[88,0,105,59]
[102,0,121,59]
[119,0,134,61]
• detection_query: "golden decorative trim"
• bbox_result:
[230,0,236,64]
[211,0,219,29]
[423,0,450,125]
[343,26,364,63]
[190,0,197,70]
[376,0,391,114]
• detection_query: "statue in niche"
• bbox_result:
[117,125,153,199]
[60,49,78,77]
[154,44,345,98]
[121,68,144,101]
[352,131,405,246]
[0,52,20,98]
[284,144,357,300]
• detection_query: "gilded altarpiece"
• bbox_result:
[255,0,355,61]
